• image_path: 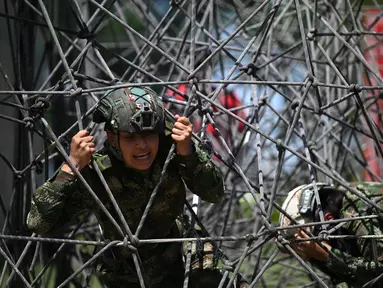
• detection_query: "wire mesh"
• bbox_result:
[0,0,383,287]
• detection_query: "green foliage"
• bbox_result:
[98,9,145,42]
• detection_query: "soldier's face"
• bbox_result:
[107,131,159,170]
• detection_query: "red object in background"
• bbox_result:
[205,91,246,134]
[363,8,383,181]
[165,85,246,136]
[219,91,246,133]
[164,84,187,108]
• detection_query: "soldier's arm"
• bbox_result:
[174,144,224,203]
[325,196,383,282]
[325,246,383,283]
[27,167,90,235]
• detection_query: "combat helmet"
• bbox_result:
[93,86,164,134]
[93,86,165,161]
[279,183,334,238]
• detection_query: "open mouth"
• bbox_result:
[133,152,150,160]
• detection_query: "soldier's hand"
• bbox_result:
[172,115,193,156]
[291,230,331,262]
[61,130,95,174]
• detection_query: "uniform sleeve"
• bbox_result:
[326,247,383,284]
[173,144,224,203]
[27,167,91,235]
[325,191,383,284]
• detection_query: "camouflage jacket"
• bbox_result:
[324,182,383,288]
[27,135,224,285]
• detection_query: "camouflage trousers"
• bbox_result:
[99,217,248,287]
[103,266,228,288]
[98,242,247,288]
[102,268,245,288]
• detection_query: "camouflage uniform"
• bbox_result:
[317,182,383,288]
[27,134,224,288]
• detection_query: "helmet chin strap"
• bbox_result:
[106,132,125,163]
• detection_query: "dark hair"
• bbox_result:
[314,188,344,221]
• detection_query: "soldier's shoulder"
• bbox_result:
[351,182,383,197]
[341,182,383,211]
[92,152,112,172]
[164,120,173,137]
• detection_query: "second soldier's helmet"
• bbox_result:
[93,86,164,134]
[279,183,333,238]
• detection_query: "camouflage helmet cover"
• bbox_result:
[278,183,333,238]
[93,86,164,134]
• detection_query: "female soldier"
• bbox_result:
[27,86,225,287]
